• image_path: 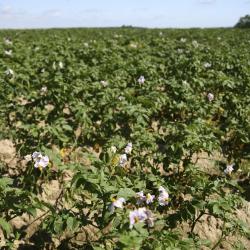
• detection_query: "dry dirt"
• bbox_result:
[0,140,249,249]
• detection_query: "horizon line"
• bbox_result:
[0,25,236,30]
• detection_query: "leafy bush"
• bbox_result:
[235,15,250,28]
[0,28,249,249]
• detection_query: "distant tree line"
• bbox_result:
[235,15,250,28]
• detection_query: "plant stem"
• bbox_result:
[190,211,205,234]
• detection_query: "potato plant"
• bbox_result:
[0,28,249,249]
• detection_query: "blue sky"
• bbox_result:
[0,0,249,28]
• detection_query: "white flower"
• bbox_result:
[119,154,127,167]
[192,40,199,48]
[130,43,137,48]
[158,186,169,206]
[224,164,234,175]
[110,146,117,153]
[4,50,12,56]
[204,62,211,68]
[145,193,155,204]
[129,207,148,229]
[5,68,14,76]
[59,61,63,69]
[177,48,183,54]
[138,76,145,84]
[96,120,102,126]
[4,38,12,45]
[109,197,125,212]
[84,42,89,47]
[136,191,155,205]
[159,32,163,36]
[34,155,49,169]
[41,86,48,93]
[118,96,125,101]
[100,80,108,87]
[32,151,42,161]
[24,154,32,162]
[207,93,214,102]
[136,191,145,205]
[124,142,132,154]
[180,38,186,43]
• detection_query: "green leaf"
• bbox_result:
[54,217,64,234]
[0,218,12,236]
[117,188,136,199]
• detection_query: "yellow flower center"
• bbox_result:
[134,216,139,223]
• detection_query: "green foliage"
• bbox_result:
[0,28,249,249]
[235,15,250,28]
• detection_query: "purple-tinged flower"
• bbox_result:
[124,142,132,154]
[129,207,148,229]
[34,155,49,169]
[145,193,155,204]
[136,191,145,205]
[109,197,125,212]
[32,151,42,161]
[158,186,169,206]
[119,154,127,167]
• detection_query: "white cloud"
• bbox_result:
[1,5,12,15]
[198,0,216,4]
[43,9,62,17]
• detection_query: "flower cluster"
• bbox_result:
[108,197,154,229]
[29,152,49,170]
[129,207,154,229]
[136,191,155,205]
[32,152,49,169]
[129,187,169,228]
[108,186,169,230]
[136,186,169,206]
